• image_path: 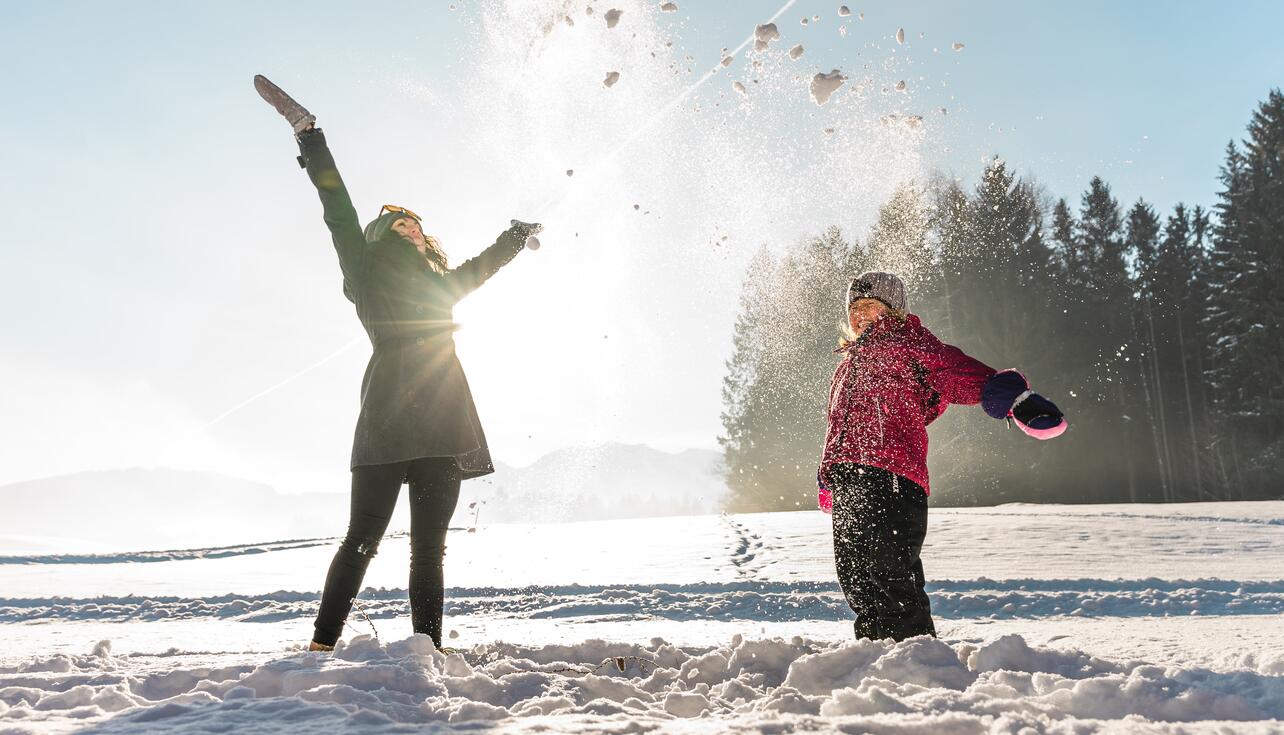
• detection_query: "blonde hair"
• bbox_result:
[837,304,905,348]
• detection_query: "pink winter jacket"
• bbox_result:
[820,313,995,496]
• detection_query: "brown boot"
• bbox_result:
[308,640,335,652]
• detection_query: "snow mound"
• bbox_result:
[810,70,847,106]
[4,633,1280,732]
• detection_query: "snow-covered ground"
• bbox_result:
[2,502,1282,733]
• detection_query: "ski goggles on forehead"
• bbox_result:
[379,204,422,222]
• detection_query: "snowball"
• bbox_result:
[603,71,620,87]
[753,23,779,52]
[604,8,623,28]
[838,5,851,16]
[809,69,847,105]
[952,41,965,51]
[525,236,541,251]
[660,2,678,11]
[895,27,905,44]
[789,44,804,59]
[733,81,747,96]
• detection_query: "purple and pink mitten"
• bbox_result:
[817,469,833,514]
[982,369,1068,440]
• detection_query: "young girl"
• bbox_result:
[818,272,1065,641]
[256,76,541,652]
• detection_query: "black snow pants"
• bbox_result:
[828,463,936,641]
[313,457,462,648]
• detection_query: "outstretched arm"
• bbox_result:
[296,128,368,290]
[443,221,540,300]
[911,327,996,406]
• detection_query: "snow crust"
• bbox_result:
[3,632,1280,733]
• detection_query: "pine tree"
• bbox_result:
[1204,89,1284,495]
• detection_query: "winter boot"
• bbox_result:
[308,640,335,652]
[254,75,316,134]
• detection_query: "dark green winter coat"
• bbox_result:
[297,129,526,479]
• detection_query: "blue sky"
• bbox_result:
[1,1,1280,493]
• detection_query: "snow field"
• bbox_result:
[2,502,1282,733]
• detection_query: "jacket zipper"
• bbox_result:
[875,395,885,444]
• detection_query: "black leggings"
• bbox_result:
[313,457,462,647]
[828,463,936,642]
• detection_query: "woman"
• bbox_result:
[259,77,540,652]
[818,272,1066,642]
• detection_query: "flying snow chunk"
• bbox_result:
[896,27,905,44]
[754,23,780,52]
[525,236,540,251]
[839,25,847,37]
[733,81,747,96]
[789,44,804,59]
[660,2,678,10]
[952,41,965,51]
[605,8,623,28]
[895,79,906,92]
[839,5,851,15]
[566,169,574,177]
[810,69,847,105]
[801,17,809,26]
[633,204,641,210]
[721,55,734,67]
[603,71,620,87]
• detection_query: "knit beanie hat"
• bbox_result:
[847,271,907,312]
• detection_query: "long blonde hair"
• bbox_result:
[421,235,449,274]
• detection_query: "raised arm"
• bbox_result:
[296,128,368,292]
[443,221,539,300]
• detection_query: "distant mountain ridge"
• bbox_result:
[0,444,727,552]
